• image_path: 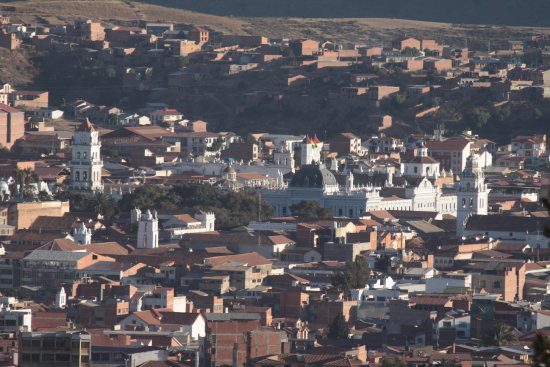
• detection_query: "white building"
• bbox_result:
[434,310,470,343]
[159,211,216,239]
[262,163,457,218]
[401,145,440,178]
[73,223,92,245]
[301,137,323,166]
[425,274,472,293]
[136,209,159,249]
[55,287,67,308]
[0,308,32,335]
[70,119,103,191]
[455,154,489,236]
[34,108,64,119]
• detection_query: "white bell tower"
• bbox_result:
[300,136,322,166]
[137,209,159,249]
[55,287,66,308]
[456,154,489,236]
[70,119,103,191]
[73,223,92,245]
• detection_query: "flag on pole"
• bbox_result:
[311,134,319,148]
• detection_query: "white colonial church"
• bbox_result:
[262,140,458,218]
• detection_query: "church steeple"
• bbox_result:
[456,154,489,236]
[70,118,103,191]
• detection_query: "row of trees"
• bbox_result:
[54,183,276,229]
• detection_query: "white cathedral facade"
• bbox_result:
[262,141,490,230]
[262,141,458,219]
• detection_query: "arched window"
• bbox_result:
[83,171,88,181]
[466,183,471,191]
[414,166,418,174]
[83,152,88,159]
[469,198,473,207]
[75,171,80,181]
[462,198,466,208]
[77,152,81,159]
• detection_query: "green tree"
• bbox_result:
[244,134,258,144]
[469,107,491,128]
[533,332,550,367]
[328,312,349,339]
[118,183,274,230]
[11,168,39,198]
[175,56,189,68]
[207,137,225,152]
[402,47,421,56]
[438,359,456,367]
[289,200,332,218]
[392,92,407,107]
[380,358,407,367]
[495,106,511,122]
[118,184,171,212]
[482,322,517,346]
[105,67,117,78]
[331,257,370,295]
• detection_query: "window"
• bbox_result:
[479,280,486,288]
[56,354,70,362]
[75,171,80,181]
[77,152,81,159]
[338,209,343,216]
[443,321,452,327]
[493,281,501,289]
[349,209,353,217]
[462,198,466,208]
[469,198,473,207]
[414,166,418,174]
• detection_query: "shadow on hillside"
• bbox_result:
[132,0,550,27]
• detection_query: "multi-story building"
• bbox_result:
[19,331,91,367]
[0,103,24,149]
[511,134,547,164]
[21,250,113,288]
[7,200,70,230]
[0,308,31,336]
[204,313,261,367]
[189,27,209,44]
[425,139,471,173]
[330,133,362,156]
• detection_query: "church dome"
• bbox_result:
[290,164,338,188]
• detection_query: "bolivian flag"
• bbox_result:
[311,134,320,148]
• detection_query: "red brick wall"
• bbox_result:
[206,320,261,366]
[0,110,24,149]
[280,290,309,319]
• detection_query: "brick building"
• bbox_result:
[204,313,261,367]
[0,103,24,149]
[189,27,209,44]
[8,200,70,230]
[330,133,362,156]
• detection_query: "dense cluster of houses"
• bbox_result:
[0,12,548,367]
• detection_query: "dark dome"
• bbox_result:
[289,164,338,188]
